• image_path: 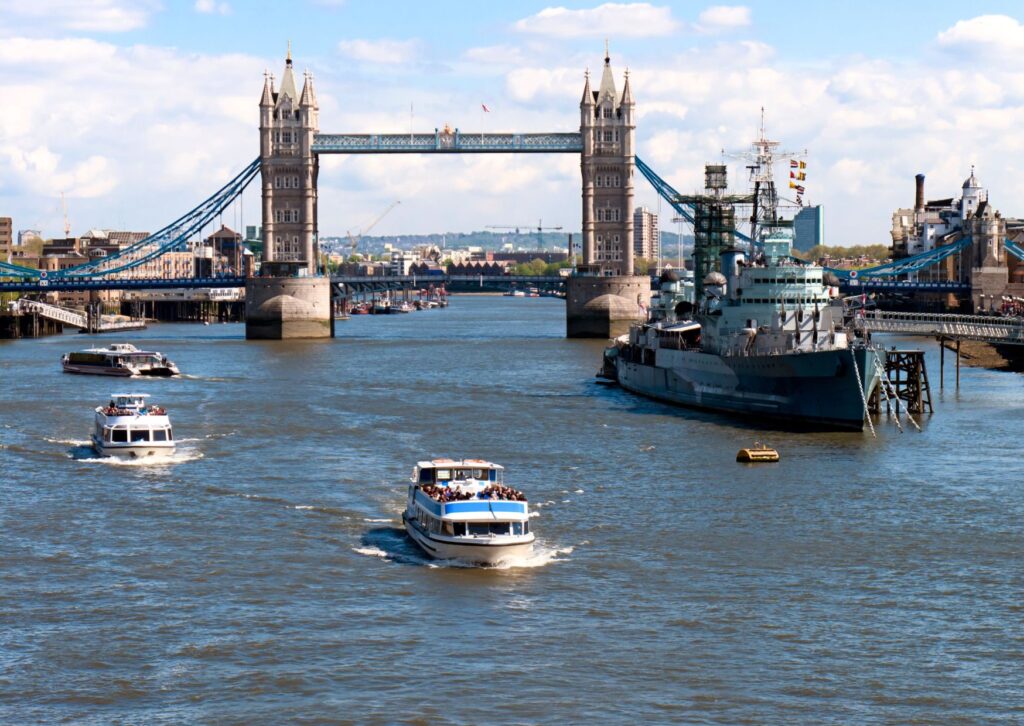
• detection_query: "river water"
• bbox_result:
[1,296,1023,723]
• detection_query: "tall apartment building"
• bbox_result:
[792,205,823,253]
[0,217,12,263]
[632,206,660,261]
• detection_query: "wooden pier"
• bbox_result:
[869,349,933,415]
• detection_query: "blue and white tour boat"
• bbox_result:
[402,458,535,564]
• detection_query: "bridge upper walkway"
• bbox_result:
[861,310,1024,345]
[313,132,583,154]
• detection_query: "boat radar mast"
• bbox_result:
[723,108,806,246]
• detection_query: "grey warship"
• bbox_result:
[604,233,883,430]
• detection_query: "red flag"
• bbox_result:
[481,103,490,112]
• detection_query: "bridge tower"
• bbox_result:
[247,47,332,339]
[566,48,650,337]
[258,47,319,270]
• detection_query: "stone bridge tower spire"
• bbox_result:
[567,47,649,337]
[259,46,319,273]
[580,49,635,275]
[249,46,331,340]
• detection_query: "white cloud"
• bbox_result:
[463,44,527,66]
[696,5,751,33]
[337,38,421,65]
[194,0,231,15]
[937,14,1024,56]
[0,0,158,32]
[514,3,679,38]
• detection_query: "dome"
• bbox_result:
[963,165,980,189]
[582,293,640,317]
[703,271,727,286]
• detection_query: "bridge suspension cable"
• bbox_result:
[0,158,262,280]
[825,236,973,279]
[60,157,262,278]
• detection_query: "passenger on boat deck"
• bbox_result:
[480,484,526,501]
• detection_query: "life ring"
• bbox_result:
[849,270,858,280]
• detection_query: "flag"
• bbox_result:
[789,181,797,189]
[481,103,490,112]
[790,160,798,168]
[790,171,796,179]
[796,185,805,193]
[799,161,807,169]
[797,172,806,181]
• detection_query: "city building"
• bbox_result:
[632,206,659,262]
[389,249,420,276]
[890,168,1020,308]
[792,205,823,253]
[17,229,41,247]
[0,217,11,262]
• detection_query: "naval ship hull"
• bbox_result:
[614,345,880,431]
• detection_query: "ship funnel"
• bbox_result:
[915,173,925,213]
[719,247,746,301]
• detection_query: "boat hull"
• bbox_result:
[403,513,534,565]
[63,363,135,376]
[615,345,880,431]
[91,436,176,460]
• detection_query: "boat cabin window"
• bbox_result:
[153,428,169,442]
[435,469,451,481]
[130,429,151,443]
[453,522,467,536]
[112,429,128,443]
[467,522,514,536]
[103,428,112,442]
[512,522,523,535]
[418,468,434,483]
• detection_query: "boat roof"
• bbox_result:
[416,458,504,471]
[111,393,150,399]
[661,321,701,333]
[80,345,157,355]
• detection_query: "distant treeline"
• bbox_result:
[795,244,891,261]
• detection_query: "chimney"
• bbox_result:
[915,173,925,213]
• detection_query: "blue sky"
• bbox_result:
[3,1,1024,246]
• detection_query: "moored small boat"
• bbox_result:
[402,458,534,565]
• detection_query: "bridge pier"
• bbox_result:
[566,275,649,338]
[245,275,332,340]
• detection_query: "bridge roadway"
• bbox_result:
[861,310,1024,345]
[0,274,566,294]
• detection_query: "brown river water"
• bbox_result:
[1,296,1023,723]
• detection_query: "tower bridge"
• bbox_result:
[6,47,1023,339]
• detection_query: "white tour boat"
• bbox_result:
[63,343,180,377]
[403,459,534,564]
[91,393,175,459]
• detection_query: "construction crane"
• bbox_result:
[60,192,71,238]
[347,200,401,257]
[486,219,563,248]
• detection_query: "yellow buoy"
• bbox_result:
[736,442,780,463]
